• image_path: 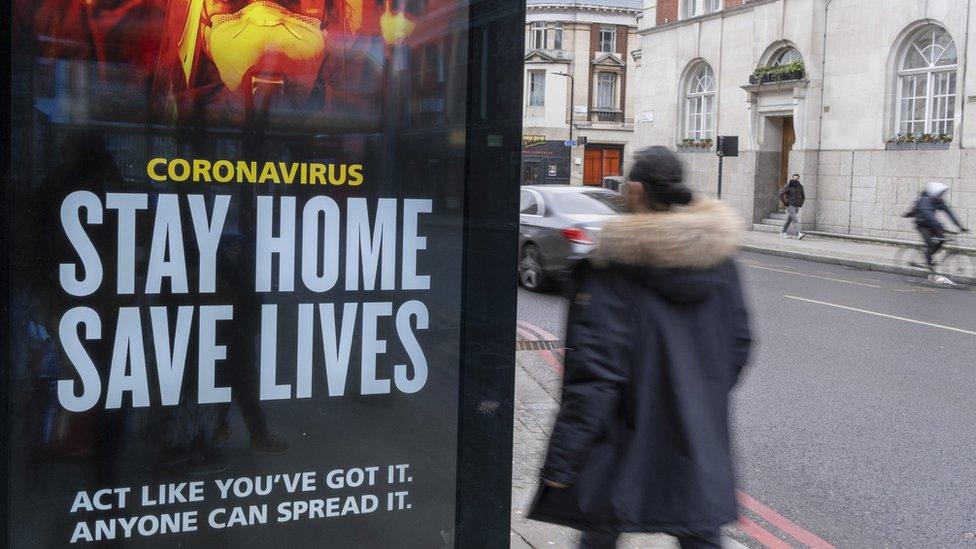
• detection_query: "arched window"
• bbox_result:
[773,47,802,66]
[897,25,958,136]
[685,63,716,140]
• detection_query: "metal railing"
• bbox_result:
[591,109,623,123]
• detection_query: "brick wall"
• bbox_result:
[656,0,745,26]
[657,0,678,25]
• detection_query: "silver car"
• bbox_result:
[518,185,627,291]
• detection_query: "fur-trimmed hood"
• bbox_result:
[591,198,744,271]
[588,198,744,303]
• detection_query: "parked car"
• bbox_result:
[518,185,627,291]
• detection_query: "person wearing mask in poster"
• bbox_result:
[779,173,806,240]
[528,146,753,549]
[903,181,969,272]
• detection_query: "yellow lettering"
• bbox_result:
[147,158,168,182]
[168,159,190,182]
[259,162,281,184]
[213,160,234,183]
[348,165,364,186]
[300,163,309,185]
[328,164,348,186]
[237,161,257,184]
[279,162,299,185]
[310,164,327,185]
[193,159,213,183]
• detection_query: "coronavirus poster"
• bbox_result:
[6,0,497,546]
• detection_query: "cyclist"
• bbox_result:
[904,182,969,271]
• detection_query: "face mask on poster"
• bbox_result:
[203,1,326,95]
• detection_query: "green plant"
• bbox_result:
[751,60,805,81]
[678,138,713,149]
[887,133,954,144]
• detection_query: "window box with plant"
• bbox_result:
[885,133,953,150]
[677,138,713,152]
[749,60,805,85]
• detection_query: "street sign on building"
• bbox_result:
[1,1,522,547]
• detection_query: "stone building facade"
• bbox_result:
[523,0,642,186]
[636,0,976,246]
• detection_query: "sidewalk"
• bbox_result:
[510,355,748,549]
[742,230,976,285]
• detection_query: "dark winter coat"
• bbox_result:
[528,198,752,536]
[779,180,805,208]
[907,193,963,230]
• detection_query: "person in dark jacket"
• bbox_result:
[903,181,969,270]
[529,146,753,549]
[779,174,806,239]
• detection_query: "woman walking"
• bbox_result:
[529,146,753,548]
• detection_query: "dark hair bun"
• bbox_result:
[651,180,693,206]
[628,146,693,206]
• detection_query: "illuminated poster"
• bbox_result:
[8,0,486,546]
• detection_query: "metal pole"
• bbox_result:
[717,154,724,199]
[556,72,574,141]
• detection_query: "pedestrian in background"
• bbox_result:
[529,146,753,549]
[779,174,806,240]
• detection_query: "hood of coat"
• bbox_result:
[590,198,744,303]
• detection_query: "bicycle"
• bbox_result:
[895,230,976,283]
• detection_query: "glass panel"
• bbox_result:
[554,23,563,50]
[597,74,615,109]
[775,47,801,66]
[904,26,957,69]
[529,71,546,107]
[704,96,715,138]
[8,0,497,546]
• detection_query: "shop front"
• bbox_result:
[1,1,522,547]
[521,137,571,185]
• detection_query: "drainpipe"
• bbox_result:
[960,0,972,148]
[815,0,835,231]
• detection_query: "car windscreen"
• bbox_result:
[555,191,627,215]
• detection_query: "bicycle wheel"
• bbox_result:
[894,246,927,271]
[940,251,976,282]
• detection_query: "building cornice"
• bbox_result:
[638,0,777,36]
[527,4,642,15]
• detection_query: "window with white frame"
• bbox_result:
[528,70,546,107]
[684,63,716,140]
[597,72,617,109]
[599,25,616,53]
[530,21,547,50]
[773,47,802,66]
[897,25,958,136]
[554,23,564,50]
[683,0,721,19]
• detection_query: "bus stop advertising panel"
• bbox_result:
[3,0,522,546]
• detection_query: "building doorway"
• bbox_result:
[778,117,796,204]
[523,162,541,184]
[583,145,623,185]
[753,115,792,222]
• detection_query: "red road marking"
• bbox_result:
[737,516,794,549]
[517,321,564,374]
[738,491,835,549]
[517,321,566,358]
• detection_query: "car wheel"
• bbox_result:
[519,244,548,292]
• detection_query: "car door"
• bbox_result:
[519,189,547,255]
